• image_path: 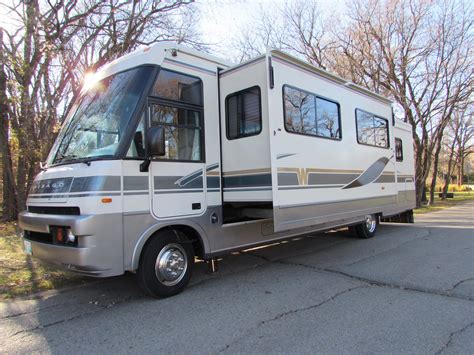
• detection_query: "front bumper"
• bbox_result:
[19,211,124,277]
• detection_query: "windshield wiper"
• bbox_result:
[39,161,48,171]
[55,153,91,166]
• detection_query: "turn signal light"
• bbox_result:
[56,228,64,242]
[101,198,112,203]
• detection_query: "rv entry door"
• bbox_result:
[148,99,206,219]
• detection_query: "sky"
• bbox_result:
[196,0,270,60]
[0,0,346,62]
[196,0,346,61]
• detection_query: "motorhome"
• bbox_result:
[19,43,416,297]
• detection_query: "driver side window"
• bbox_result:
[126,113,146,158]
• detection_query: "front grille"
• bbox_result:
[24,230,53,244]
[27,206,80,215]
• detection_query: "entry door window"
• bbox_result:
[150,104,203,161]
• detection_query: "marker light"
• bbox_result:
[101,198,112,203]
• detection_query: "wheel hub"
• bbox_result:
[365,214,377,233]
[155,243,187,286]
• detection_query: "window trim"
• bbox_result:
[282,84,342,141]
[355,108,390,149]
[225,85,262,140]
[395,137,403,162]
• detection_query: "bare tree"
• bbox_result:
[1,0,199,219]
[230,1,335,65]
[336,0,473,206]
[0,28,17,220]
[440,108,473,197]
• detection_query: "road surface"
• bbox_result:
[1,202,473,354]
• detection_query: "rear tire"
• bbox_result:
[354,214,378,239]
[137,229,194,298]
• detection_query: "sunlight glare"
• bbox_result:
[82,72,99,92]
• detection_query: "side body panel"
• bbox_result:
[267,53,398,232]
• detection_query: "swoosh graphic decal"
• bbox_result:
[342,157,390,189]
[206,163,219,171]
[277,153,297,160]
[175,170,203,187]
[174,163,220,187]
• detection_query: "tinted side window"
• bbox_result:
[374,116,388,148]
[395,138,403,161]
[226,86,262,140]
[284,86,316,135]
[356,110,375,145]
[316,97,340,139]
[151,69,203,106]
[283,85,341,139]
[356,109,389,148]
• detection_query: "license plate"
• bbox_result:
[24,240,32,255]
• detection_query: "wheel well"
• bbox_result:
[169,225,204,258]
[140,225,205,261]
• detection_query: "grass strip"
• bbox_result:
[0,222,89,300]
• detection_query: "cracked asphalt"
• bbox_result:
[1,201,473,354]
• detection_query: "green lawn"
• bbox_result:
[414,193,474,214]
[0,222,89,299]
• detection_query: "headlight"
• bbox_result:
[66,229,76,244]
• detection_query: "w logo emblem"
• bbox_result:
[296,168,309,185]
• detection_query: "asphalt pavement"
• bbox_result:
[1,201,473,354]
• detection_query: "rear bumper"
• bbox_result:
[19,211,123,277]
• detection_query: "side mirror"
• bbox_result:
[147,126,165,157]
[139,126,165,172]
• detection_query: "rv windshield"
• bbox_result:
[49,66,153,166]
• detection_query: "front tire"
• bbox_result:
[354,214,378,239]
[137,229,194,298]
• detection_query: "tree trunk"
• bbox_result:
[0,29,18,220]
[442,142,457,199]
[457,162,463,187]
[429,141,443,205]
[459,155,465,186]
[413,135,426,207]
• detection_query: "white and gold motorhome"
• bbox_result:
[19,43,415,297]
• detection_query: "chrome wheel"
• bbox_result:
[365,214,377,233]
[155,243,188,286]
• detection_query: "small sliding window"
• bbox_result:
[395,138,403,161]
[226,86,262,140]
[355,109,389,148]
[283,85,341,140]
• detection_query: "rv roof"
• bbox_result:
[97,42,232,79]
[270,49,393,105]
